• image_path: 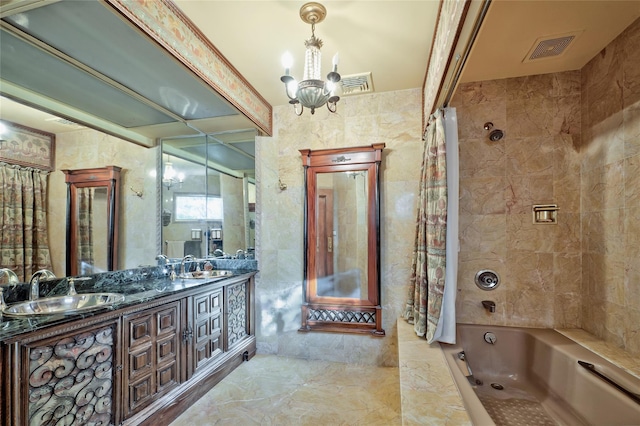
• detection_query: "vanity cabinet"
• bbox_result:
[0,272,256,426]
[123,301,181,417]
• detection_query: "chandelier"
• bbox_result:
[162,156,184,190]
[280,2,341,116]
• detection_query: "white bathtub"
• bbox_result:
[440,324,640,425]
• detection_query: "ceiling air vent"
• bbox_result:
[45,117,85,129]
[340,72,374,96]
[523,31,582,62]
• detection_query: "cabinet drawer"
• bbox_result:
[123,301,181,418]
[129,344,153,379]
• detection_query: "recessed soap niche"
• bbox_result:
[532,204,559,224]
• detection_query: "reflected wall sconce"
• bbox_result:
[130,187,143,198]
[162,155,184,190]
[280,2,341,116]
[0,121,7,149]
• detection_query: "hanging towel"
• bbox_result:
[165,240,185,258]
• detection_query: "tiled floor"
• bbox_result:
[169,354,401,425]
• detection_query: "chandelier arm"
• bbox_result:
[294,103,303,116]
[327,100,337,114]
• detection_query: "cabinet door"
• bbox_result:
[226,278,250,349]
[190,288,223,375]
[123,301,180,418]
[5,320,120,426]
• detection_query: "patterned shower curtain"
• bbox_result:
[77,187,94,273]
[0,162,53,281]
[403,110,448,343]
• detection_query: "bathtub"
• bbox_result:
[440,324,640,425]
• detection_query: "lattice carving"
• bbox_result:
[227,281,247,346]
[28,325,114,425]
[307,309,376,324]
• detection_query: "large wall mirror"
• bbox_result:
[63,166,121,276]
[161,131,256,259]
[0,0,263,277]
[299,144,385,336]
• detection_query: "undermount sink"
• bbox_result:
[178,270,233,279]
[1,293,125,318]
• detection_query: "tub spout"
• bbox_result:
[482,300,496,313]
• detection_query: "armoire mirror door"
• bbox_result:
[63,166,121,276]
[299,144,385,336]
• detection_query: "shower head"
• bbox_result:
[489,129,504,141]
[483,122,504,141]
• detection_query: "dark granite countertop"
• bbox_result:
[0,262,257,342]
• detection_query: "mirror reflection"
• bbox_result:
[63,166,120,277]
[76,187,109,274]
[316,171,369,300]
[161,131,256,260]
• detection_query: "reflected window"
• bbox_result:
[175,194,223,221]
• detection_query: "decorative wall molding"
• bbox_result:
[106,0,273,136]
[422,0,467,133]
[0,121,55,171]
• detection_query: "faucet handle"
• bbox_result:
[68,278,77,296]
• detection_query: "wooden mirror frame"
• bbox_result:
[299,144,385,336]
[63,166,121,276]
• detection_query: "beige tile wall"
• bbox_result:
[452,17,640,357]
[581,18,640,356]
[255,89,423,366]
[451,73,583,329]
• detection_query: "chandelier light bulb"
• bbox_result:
[282,52,293,75]
[332,52,339,72]
[164,162,175,180]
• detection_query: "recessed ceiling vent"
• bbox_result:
[523,31,582,62]
[340,72,374,96]
[45,117,85,129]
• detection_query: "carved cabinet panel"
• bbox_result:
[2,320,121,426]
[226,279,249,349]
[123,301,181,417]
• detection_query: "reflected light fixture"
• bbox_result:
[0,121,7,149]
[280,2,341,116]
[162,155,184,190]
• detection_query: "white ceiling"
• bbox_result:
[1,0,639,135]
[173,0,640,108]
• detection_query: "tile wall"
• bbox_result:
[452,17,640,357]
[580,18,640,356]
[452,72,582,329]
[255,89,424,366]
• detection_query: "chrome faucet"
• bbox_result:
[482,300,496,313]
[29,269,56,301]
[180,255,196,276]
[0,268,19,286]
[156,254,170,265]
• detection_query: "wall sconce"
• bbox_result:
[0,121,7,150]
